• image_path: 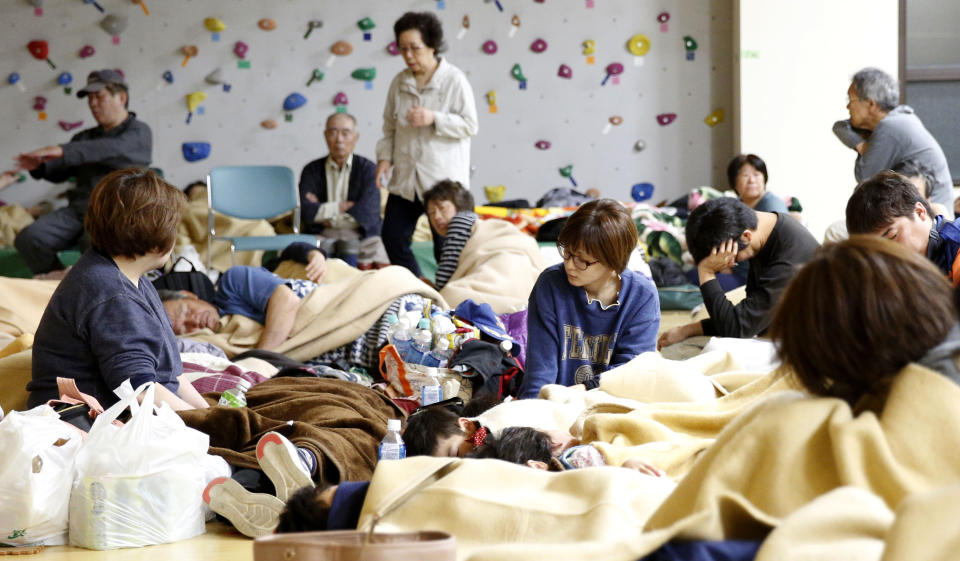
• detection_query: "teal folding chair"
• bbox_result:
[206,165,319,270]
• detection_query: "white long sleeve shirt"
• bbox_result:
[375,57,479,202]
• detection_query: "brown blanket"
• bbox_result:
[178,377,404,485]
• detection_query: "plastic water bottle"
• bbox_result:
[384,313,399,343]
[392,317,413,358]
[378,419,406,460]
[420,368,443,406]
[218,379,251,407]
[405,318,433,364]
[422,337,453,368]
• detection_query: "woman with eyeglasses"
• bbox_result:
[518,199,660,399]
[375,11,479,277]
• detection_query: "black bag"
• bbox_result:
[152,257,217,304]
[449,340,524,399]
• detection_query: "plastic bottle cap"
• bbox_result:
[500,340,513,353]
[387,419,402,431]
[436,338,450,351]
[385,313,398,325]
[236,379,251,392]
[418,318,431,329]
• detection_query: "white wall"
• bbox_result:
[736,0,898,240]
[0,0,732,210]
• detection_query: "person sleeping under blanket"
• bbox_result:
[159,241,443,369]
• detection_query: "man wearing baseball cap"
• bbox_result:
[13,69,152,277]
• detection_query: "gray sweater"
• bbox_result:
[834,106,954,218]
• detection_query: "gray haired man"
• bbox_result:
[834,67,953,218]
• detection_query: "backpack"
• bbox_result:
[448,340,524,400]
[152,257,217,304]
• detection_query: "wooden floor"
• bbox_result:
[33,522,253,560]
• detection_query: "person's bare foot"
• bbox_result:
[33,266,71,281]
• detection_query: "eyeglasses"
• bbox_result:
[558,245,599,271]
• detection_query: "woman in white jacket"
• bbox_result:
[375,11,479,277]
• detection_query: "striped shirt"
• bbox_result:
[435,211,477,290]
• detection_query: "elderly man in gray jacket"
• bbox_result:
[834,67,953,218]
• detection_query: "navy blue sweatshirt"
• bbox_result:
[519,264,660,399]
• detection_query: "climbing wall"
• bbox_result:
[0,0,732,207]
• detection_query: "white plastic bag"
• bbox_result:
[0,405,84,546]
[69,381,210,550]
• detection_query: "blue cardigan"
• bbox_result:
[298,154,382,238]
[519,263,661,399]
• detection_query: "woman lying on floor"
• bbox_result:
[26,168,207,411]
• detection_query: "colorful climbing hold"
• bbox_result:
[601,63,624,86]
[79,45,95,58]
[557,64,572,79]
[204,17,225,32]
[233,41,248,58]
[258,18,277,31]
[631,182,655,202]
[530,38,547,53]
[331,41,353,56]
[182,142,211,162]
[350,68,376,81]
[283,92,307,111]
[704,108,725,127]
[534,140,551,150]
[304,20,322,39]
[482,40,498,55]
[484,185,507,203]
[656,113,677,126]
[627,34,650,56]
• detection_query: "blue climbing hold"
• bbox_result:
[162,70,174,84]
[8,72,21,85]
[57,71,72,85]
[283,92,307,111]
[182,142,211,162]
[631,182,655,202]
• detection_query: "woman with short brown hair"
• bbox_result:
[28,168,208,411]
[769,235,958,404]
[518,199,660,398]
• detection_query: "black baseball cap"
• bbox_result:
[77,69,127,98]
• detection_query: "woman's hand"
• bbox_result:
[375,160,392,189]
[406,105,435,127]
[621,458,665,477]
[305,250,327,283]
[657,322,703,350]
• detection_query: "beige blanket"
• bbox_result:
[184,264,444,360]
[357,363,960,560]
[176,195,276,271]
[439,218,546,314]
[0,204,34,247]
